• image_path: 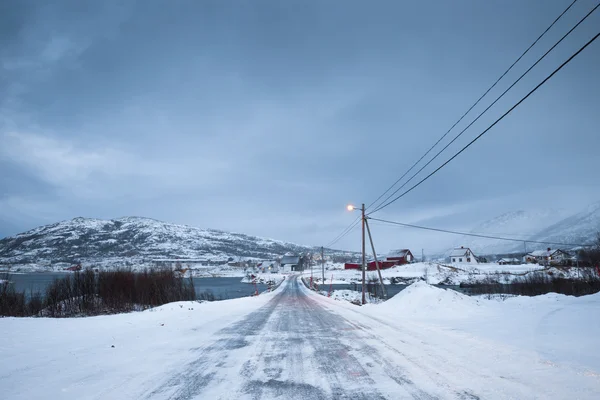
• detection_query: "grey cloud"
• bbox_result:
[1,0,599,253]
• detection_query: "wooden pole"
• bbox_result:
[365,218,387,299]
[361,203,366,305]
[321,246,325,285]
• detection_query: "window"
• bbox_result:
[459,258,463,262]
[467,257,471,262]
[452,258,456,262]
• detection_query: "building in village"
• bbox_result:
[498,258,521,265]
[344,249,414,270]
[450,247,479,264]
[523,248,571,265]
[386,249,414,265]
[280,253,303,273]
[256,260,278,273]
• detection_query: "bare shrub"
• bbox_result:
[1,268,196,317]
[463,269,600,297]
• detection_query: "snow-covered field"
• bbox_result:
[0,286,285,399]
[315,279,600,373]
[1,277,599,399]
[305,261,578,285]
[365,282,600,373]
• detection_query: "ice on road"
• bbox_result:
[141,277,598,399]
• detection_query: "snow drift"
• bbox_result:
[372,281,485,318]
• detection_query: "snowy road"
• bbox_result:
[138,276,598,400]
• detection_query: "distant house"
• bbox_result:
[524,248,571,265]
[65,264,82,272]
[386,249,414,265]
[257,260,278,273]
[450,247,478,264]
[343,249,414,271]
[498,258,520,265]
[280,253,302,273]
[344,262,361,270]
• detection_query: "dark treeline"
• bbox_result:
[462,268,600,297]
[1,269,196,317]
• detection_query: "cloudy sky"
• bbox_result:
[1,0,599,253]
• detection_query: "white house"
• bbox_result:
[450,247,478,264]
[280,253,301,273]
[498,258,520,265]
[523,249,571,265]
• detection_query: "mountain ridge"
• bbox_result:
[0,216,341,270]
[452,201,600,256]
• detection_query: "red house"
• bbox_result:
[66,264,82,271]
[386,249,414,265]
[345,260,400,271]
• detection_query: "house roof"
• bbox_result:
[281,255,300,265]
[387,249,411,258]
[450,248,474,257]
[528,250,551,257]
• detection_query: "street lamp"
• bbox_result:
[347,203,366,304]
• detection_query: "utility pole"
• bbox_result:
[422,248,425,263]
[309,253,313,288]
[321,246,325,285]
[361,203,366,305]
[364,217,387,299]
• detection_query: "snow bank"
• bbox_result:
[373,281,484,318]
[0,285,285,400]
[326,289,382,304]
[364,282,600,371]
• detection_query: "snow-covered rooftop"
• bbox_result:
[387,249,411,258]
[450,248,472,257]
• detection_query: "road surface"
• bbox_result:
[140,276,596,399]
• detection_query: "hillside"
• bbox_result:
[527,201,600,249]
[0,217,342,271]
[451,202,600,256]
[453,209,567,255]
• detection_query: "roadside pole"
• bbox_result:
[361,203,366,305]
[365,218,387,299]
[310,253,313,289]
[321,246,325,286]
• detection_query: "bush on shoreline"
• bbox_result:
[461,268,600,297]
[1,268,196,317]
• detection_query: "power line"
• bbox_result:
[371,2,599,214]
[370,28,600,214]
[325,216,361,248]
[365,0,579,213]
[368,217,592,248]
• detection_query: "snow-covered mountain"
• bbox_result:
[0,217,338,270]
[527,201,600,249]
[454,202,600,256]
[454,209,568,255]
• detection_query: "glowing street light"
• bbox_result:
[346,203,366,304]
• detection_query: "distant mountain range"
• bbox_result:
[3,201,599,271]
[0,217,346,271]
[452,201,600,256]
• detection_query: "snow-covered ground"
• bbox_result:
[362,282,600,373]
[311,277,600,373]
[1,277,599,399]
[322,289,382,304]
[304,261,579,286]
[0,286,286,400]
